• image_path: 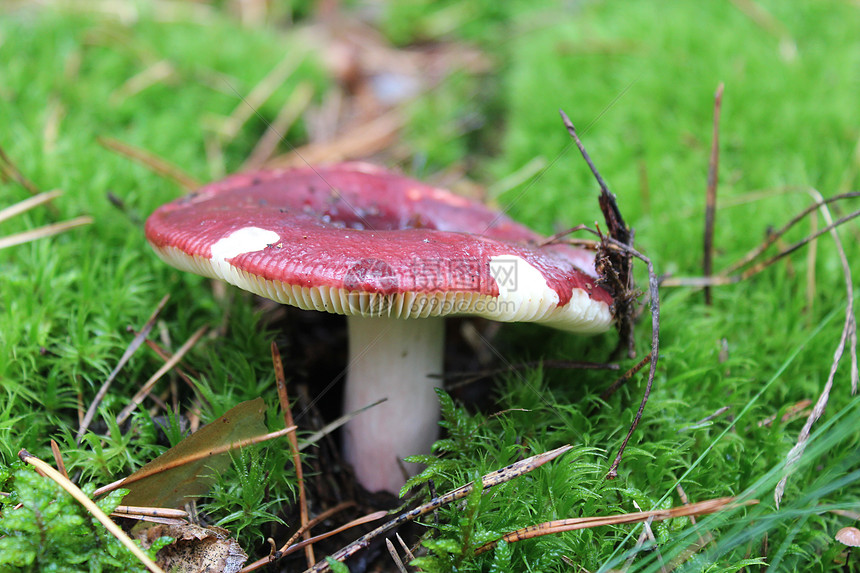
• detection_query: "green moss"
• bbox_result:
[1,0,858,570]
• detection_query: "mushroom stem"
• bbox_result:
[342,315,445,494]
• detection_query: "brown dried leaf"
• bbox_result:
[138,523,247,573]
[121,398,268,508]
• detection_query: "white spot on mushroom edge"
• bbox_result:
[488,254,612,332]
[210,227,280,284]
[488,255,559,321]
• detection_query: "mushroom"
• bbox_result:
[145,162,613,493]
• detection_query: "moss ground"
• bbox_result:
[1,1,858,571]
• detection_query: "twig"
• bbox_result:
[775,189,857,507]
[0,189,63,223]
[599,354,651,403]
[661,204,860,288]
[678,406,730,433]
[115,325,208,426]
[297,398,387,451]
[18,450,165,573]
[271,341,314,567]
[559,109,636,358]
[305,445,574,572]
[0,216,93,250]
[0,144,41,195]
[50,440,69,480]
[556,111,657,478]
[238,502,375,572]
[721,192,860,276]
[703,83,724,305]
[602,239,660,479]
[474,496,753,556]
[77,294,170,442]
[386,538,409,573]
[97,136,201,191]
[632,500,667,573]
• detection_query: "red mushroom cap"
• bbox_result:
[145,162,613,332]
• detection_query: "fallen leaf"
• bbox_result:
[138,523,247,573]
[121,398,268,508]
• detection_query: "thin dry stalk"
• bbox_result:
[474,496,753,556]
[633,500,667,573]
[756,399,812,428]
[243,81,315,170]
[115,325,207,426]
[602,239,660,479]
[0,190,62,223]
[0,144,41,195]
[268,108,404,168]
[775,189,858,506]
[678,406,730,433]
[271,342,314,567]
[555,112,659,479]
[239,503,384,572]
[18,450,165,573]
[97,136,201,190]
[110,60,176,104]
[0,216,93,250]
[722,191,860,276]
[221,51,307,142]
[77,294,170,442]
[395,532,416,563]
[112,504,189,524]
[703,83,724,305]
[113,505,189,519]
[661,203,860,288]
[297,398,387,451]
[49,439,69,480]
[385,538,409,573]
[560,110,636,358]
[599,354,651,403]
[305,445,574,572]
[137,335,208,406]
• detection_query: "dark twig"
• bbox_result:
[662,205,860,288]
[722,191,860,277]
[557,111,656,478]
[271,342,314,567]
[703,83,724,305]
[305,445,573,572]
[599,354,652,403]
[560,109,636,359]
[77,294,170,443]
[602,238,660,479]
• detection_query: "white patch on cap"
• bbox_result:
[488,255,559,322]
[210,227,280,285]
[487,254,612,333]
